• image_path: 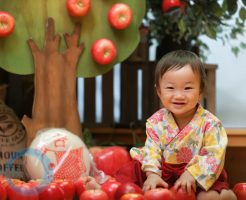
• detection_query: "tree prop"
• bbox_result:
[22,18,83,146]
[0,1,146,146]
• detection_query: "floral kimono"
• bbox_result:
[130,104,228,191]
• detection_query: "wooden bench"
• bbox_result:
[225,128,246,187]
[227,128,246,147]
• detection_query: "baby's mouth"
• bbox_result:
[173,102,185,105]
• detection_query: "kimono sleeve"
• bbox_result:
[141,120,163,176]
[186,122,228,191]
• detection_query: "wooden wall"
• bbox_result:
[83,61,159,129]
[82,61,217,129]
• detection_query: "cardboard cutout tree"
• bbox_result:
[0,1,146,146]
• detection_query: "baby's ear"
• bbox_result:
[155,84,161,97]
[199,91,203,101]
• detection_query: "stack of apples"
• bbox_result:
[80,179,196,200]
[0,175,197,200]
[0,175,76,200]
[87,146,196,200]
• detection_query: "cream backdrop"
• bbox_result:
[201,36,246,128]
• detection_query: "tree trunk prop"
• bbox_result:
[22,18,83,146]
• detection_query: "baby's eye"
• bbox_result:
[184,87,193,90]
[166,86,174,89]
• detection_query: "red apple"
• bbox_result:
[92,146,131,176]
[170,186,195,200]
[0,11,15,37]
[0,176,8,188]
[6,182,39,200]
[74,178,86,198]
[108,3,133,30]
[0,184,7,200]
[115,183,143,200]
[233,183,246,200]
[162,0,182,12]
[54,179,75,200]
[66,0,91,17]
[80,189,109,200]
[27,179,43,188]
[91,38,117,65]
[144,188,174,200]
[0,176,6,182]
[38,183,64,200]
[101,179,122,200]
[120,193,144,200]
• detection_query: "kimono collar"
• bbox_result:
[166,104,205,133]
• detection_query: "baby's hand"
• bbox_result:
[82,176,101,190]
[143,172,168,191]
[174,170,196,194]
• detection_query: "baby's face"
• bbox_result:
[157,64,201,120]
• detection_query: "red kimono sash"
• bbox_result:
[113,159,229,193]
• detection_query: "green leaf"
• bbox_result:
[211,2,224,17]
[222,0,227,11]
[225,0,238,15]
[239,7,246,21]
[240,42,246,49]
[204,25,217,39]
[178,19,186,34]
[231,46,239,57]
[82,128,93,146]
[0,0,146,77]
[242,0,246,6]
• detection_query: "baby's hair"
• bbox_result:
[155,50,207,92]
